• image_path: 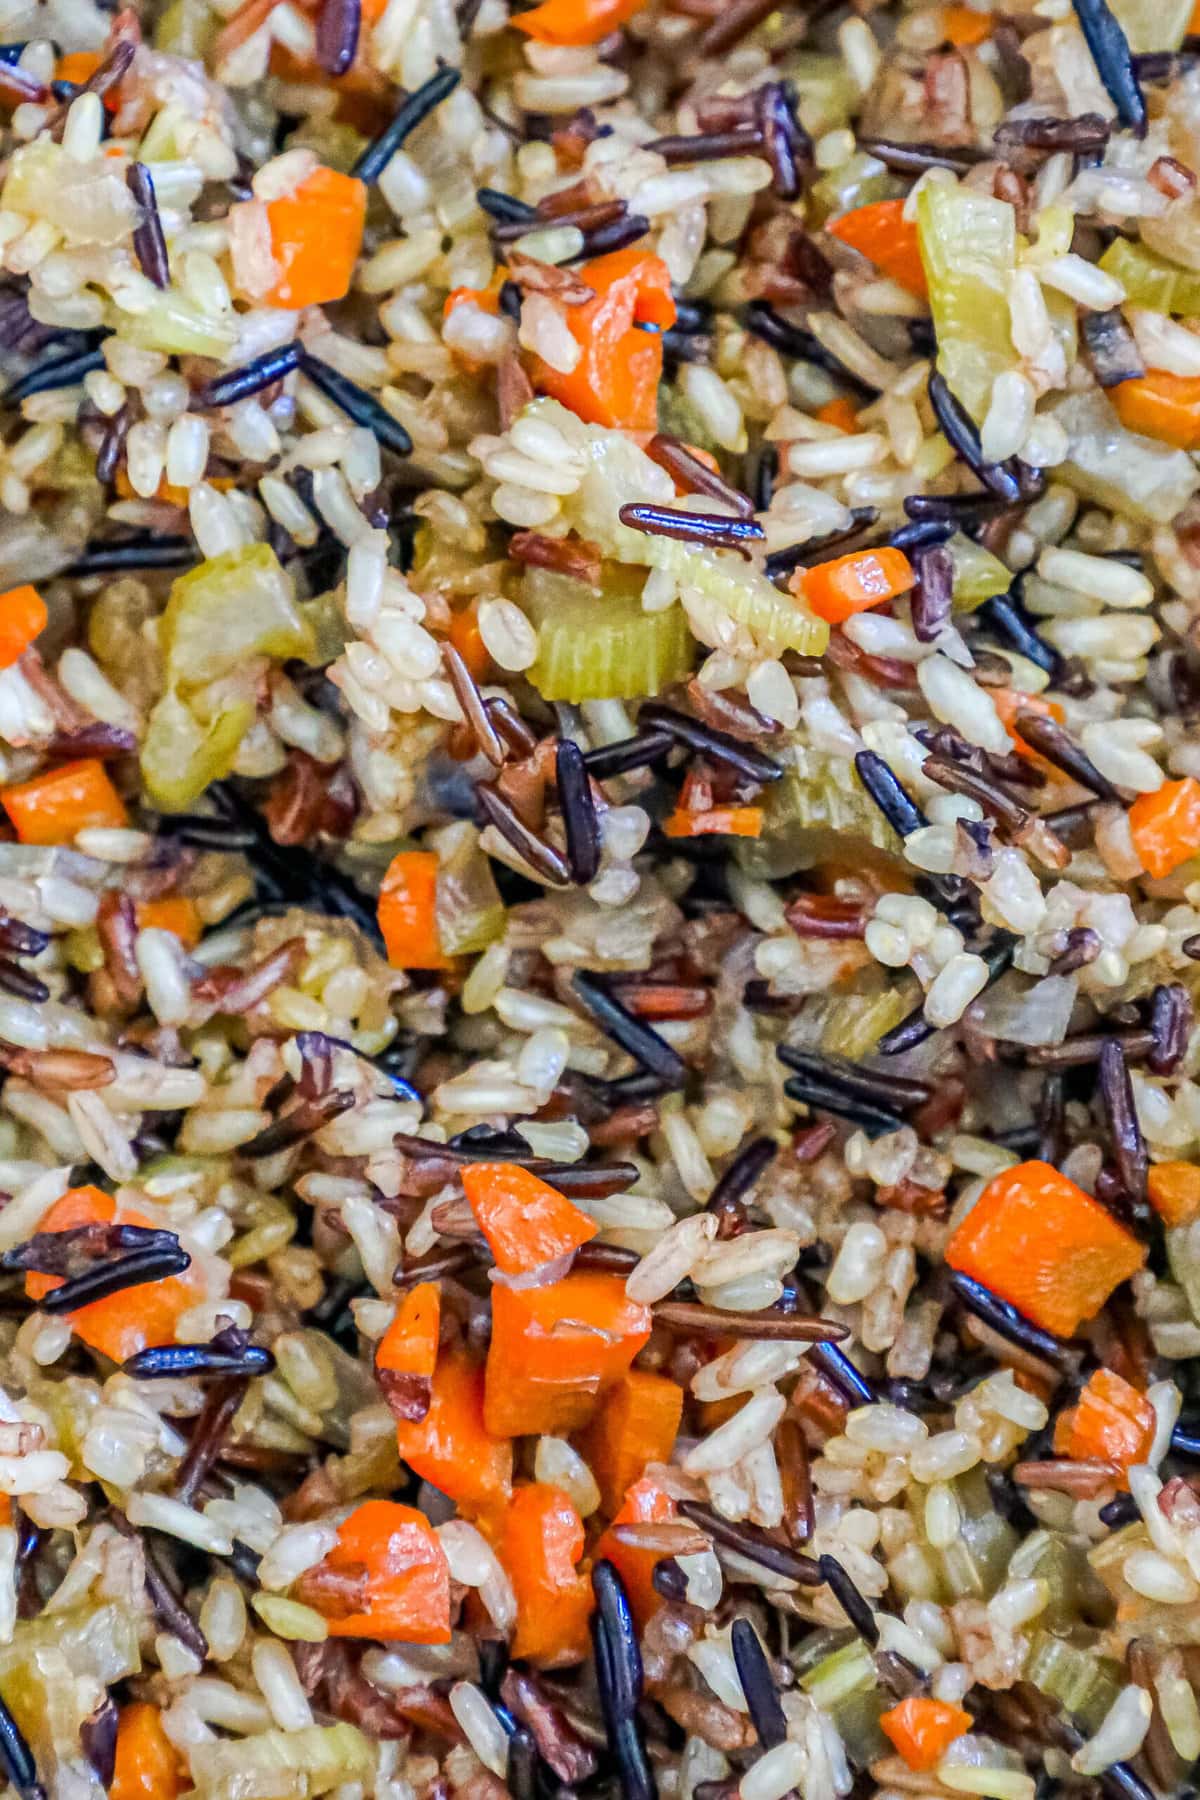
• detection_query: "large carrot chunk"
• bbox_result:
[880,1698,972,1772]
[945,1159,1146,1338]
[461,1162,597,1274]
[500,1484,593,1665]
[1113,371,1200,450]
[2,759,127,845]
[1053,1368,1155,1486]
[378,850,448,969]
[111,1705,184,1800]
[305,1499,450,1641]
[525,250,676,432]
[393,1341,513,1521]
[576,1369,683,1515]
[1129,778,1200,878]
[485,1271,652,1438]
[259,167,366,310]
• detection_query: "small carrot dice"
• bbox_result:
[880,1698,972,1772]
[815,397,860,433]
[257,167,366,311]
[797,548,914,625]
[485,1272,652,1438]
[500,1484,593,1666]
[393,1341,512,1521]
[111,1704,185,1800]
[136,897,203,949]
[1148,1161,1200,1227]
[1129,778,1200,878]
[525,250,676,433]
[592,1476,676,1625]
[826,199,928,299]
[1052,1368,1155,1485]
[306,1499,450,1641]
[576,1369,683,1515]
[0,585,47,671]
[2,759,127,845]
[377,850,447,970]
[514,0,647,44]
[461,1162,597,1274]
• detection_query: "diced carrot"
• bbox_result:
[110,1704,185,1800]
[525,249,676,433]
[376,1281,440,1423]
[2,759,127,846]
[576,1369,683,1515]
[1052,1368,1155,1486]
[1191,0,1200,33]
[393,1341,513,1521]
[796,547,915,625]
[1113,370,1200,450]
[485,1271,652,1438]
[377,850,448,969]
[1148,1161,1200,1227]
[815,397,860,433]
[513,0,647,44]
[500,1484,593,1665]
[945,1159,1146,1339]
[880,1698,972,1773]
[592,1476,675,1625]
[663,806,763,839]
[941,4,993,43]
[306,1499,450,1641]
[0,1497,10,1527]
[989,688,1065,764]
[26,1186,205,1363]
[255,167,366,311]
[826,199,928,299]
[55,51,103,84]
[0,585,46,671]
[136,898,203,950]
[447,599,491,681]
[1129,778,1200,878]
[461,1162,597,1274]
[444,284,502,320]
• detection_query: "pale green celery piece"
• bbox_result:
[153,0,216,54]
[656,383,721,455]
[1099,236,1200,316]
[0,1602,140,1771]
[1008,1529,1099,1633]
[1025,1630,1122,1730]
[163,543,314,686]
[62,924,103,973]
[1167,1218,1200,1325]
[949,534,1012,611]
[936,1467,1019,1599]
[141,686,254,812]
[2,142,137,246]
[190,1724,375,1800]
[435,825,506,957]
[525,565,695,702]
[917,181,1017,420]
[736,744,903,879]
[785,53,858,135]
[809,153,897,227]
[800,1641,887,1764]
[822,973,916,1059]
[1050,389,1200,524]
[1109,0,1192,50]
[136,102,190,163]
[119,290,238,359]
[298,590,351,666]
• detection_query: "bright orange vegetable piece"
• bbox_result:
[945,1160,1146,1339]
[447,599,491,681]
[880,1698,972,1772]
[1148,1161,1200,1227]
[1052,1368,1155,1485]
[1191,0,1200,34]
[485,1271,653,1438]
[393,1341,513,1521]
[314,1499,450,1641]
[525,249,676,432]
[0,585,46,671]
[941,4,993,42]
[1113,370,1200,449]
[513,0,647,44]
[593,1476,676,1624]
[827,199,928,299]
[2,758,127,846]
[1129,778,1200,878]
[378,850,448,969]
[815,397,860,433]
[26,1187,205,1363]
[377,1281,440,1382]
[257,167,366,310]
[111,1705,185,1800]
[501,1484,593,1665]
[796,547,915,625]
[136,898,203,949]
[461,1162,597,1274]
[989,689,1065,764]
[663,806,763,839]
[576,1369,683,1515]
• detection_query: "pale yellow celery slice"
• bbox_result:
[2,141,136,246]
[141,686,254,811]
[917,181,1017,421]
[190,1724,375,1800]
[736,745,904,879]
[524,566,694,703]
[1099,236,1200,315]
[162,543,314,686]
[1110,0,1192,51]
[118,290,238,359]
[1025,1631,1122,1730]
[433,823,506,957]
[949,534,1012,611]
[800,1641,888,1763]
[1050,389,1200,524]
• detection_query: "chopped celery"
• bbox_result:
[934,1468,1019,1600]
[810,153,898,227]
[736,746,904,879]
[822,971,916,1059]
[917,182,1016,420]
[1025,1631,1122,1730]
[1099,237,1200,316]
[433,823,506,956]
[1009,1529,1109,1632]
[950,534,1012,611]
[800,1640,887,1764]
[1108,0,1193,48]
[525,566,694,702]
[785,53,858,134]
[141,687,254,813]
[655,383,723,456]
[118,290,238,359]
[1049,390,1200,525]
[2,141,137,246]
[190,1724,374,1800]
[162,544,314,686]
[0,1602,140,1775]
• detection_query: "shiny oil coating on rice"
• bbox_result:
[3,0,1200,1799]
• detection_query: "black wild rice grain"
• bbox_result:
[352,66,462,184]
[0,1690,43,1800]
[949,1271,1077,1364]
[556,739,601,886]
[645,127,764,163]
[1071,0,1147,132]
[651,1559,688,1601]
[476,187,538,225]
[444,642,505,767]
[853,749,928,840]
[64,536,199,576]
[993,112,1111,154]
[80,1702,118,1789]
[573,212,651,260]
[126,163,169,289]
[40,1242,191,1313]
[889,519,956,554]
[652,1300,847,1341]
[1010,710,1117,797]
[174,1376,249,1505]
[743,300,876,396]
[618,503,764,551]
[1099,1035,1147,1202]
[316,0,360,75]
[95,404,131,487]
[818,1553,878,1646]
[571,971,687,1088]
[707,1134,775,1229]
[758,80,810,199]
[583,728,675,780]
[809,1340,876,1405]
[752,444,778,512]
[1149,982,1191,1077]
[638,702,782,784]
[977,594,1060,675]
[122,1334,275,1381]
[858,136,988,173]
[0,914,48,958]
[591,1562,654,1800]
[477,783,572,886]
[0,960,48,1003]
[700,0,776,55]
[3,1222,175,1278]
[1081,306,1145,387]
[239,1088,356,1158]
[730,1618,787,1749]
[141,1529,210,1660]
[646,435,756,519]
[678,1501,821,1584]
[1027,1027,1153,1068]
[910,542,954,643]
[782,1072,907,1138]
[297,351,413,456]
[778,1044,932,1110]
[5,341,106,403]
[506,1731,538,1800]
[193,342,301,409]
[904,492,1013,523]
[1047,926,1102,977]
[1098,1492,1139,1526]
[928,371,1021,502]
[1131,47,1200,79]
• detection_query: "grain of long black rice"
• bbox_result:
[1149,982,1192,1076]
[316,0,360,74]
[1098,1491,1139,1526]
[194,342,301,409]
[638,702,782,783]
[95,404,131,487]
[858,136,988,172]
[477,783,572,885]
[174,1376,250,1504]
[890,518,956,554]
[239,1088,356,1158]
[142,1530,210,1659]
[763,507,879,581]
[1081,306,1145,387]
[651,1559,689,1601]
[476,186,538,224]
[853,749,927,840]
[80,1701,118,1789]
[41,1242,191,1312]
[993,111,1111,154]
[0,959,47,1003]
[583,727,675,780]
[571,971,687,1088]
[444,642,504,767]
[63,536,199,576]
[730,1618,787,1750]
[708,1134,775,1217]
[0,914,47,958]
[1071,0,1146,131]
[910,542,954,643]
[977,593,1060,675]
[618,503,763,550]
[574,212,652,260]
[743,300,876,395]
[679,1500,821,1584]
[5,341,106,403]
[904,492,1013,523]
[0,1691,43,1800]
[808,1340,875,1404]
[0,43,26,62]
[783,1073,907,1138]
[758,79,810,199]
[1008,711,1116,797]
[778,1045,932,1110]
[506,1730,538,1800]
[298,351,412,455]
[352,65,462,183]
[556,739,601,885]
[928,371,1021,502]
[646,435,755,518]
[818,1553,878,1646]
[126,163,169,289]
[591,1560,643,1720]
[1132,46,1200,79]
[123,1337,275,1380]
[1099,1035,1147,1202]
[949,1271,1077,1365]
[1,1222,175,1277]
[645,127,763,163]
